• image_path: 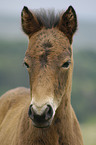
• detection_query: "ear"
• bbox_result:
[21,6,43,37]
[58,6,77,44]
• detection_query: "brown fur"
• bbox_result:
[0,6,83,145]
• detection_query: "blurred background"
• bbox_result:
[0,0,96,144]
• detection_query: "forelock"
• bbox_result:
[34,9,61,29]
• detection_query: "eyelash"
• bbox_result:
[24,62,29,68]
[61,60,71,68]
[24,60,71,69]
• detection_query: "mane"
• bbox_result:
[34,9,61,29]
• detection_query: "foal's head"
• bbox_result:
[21,6,77,128]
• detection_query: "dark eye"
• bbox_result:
[61,61,71,68]
[24,62,29,68]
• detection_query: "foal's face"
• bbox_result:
[24,29,72,127]
[21,5,77,128]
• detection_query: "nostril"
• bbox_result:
[28,104,32,116]
[28,105,35,120]
[45,105,53,120]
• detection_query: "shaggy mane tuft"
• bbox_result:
[34,9,61,29]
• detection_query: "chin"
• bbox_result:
[32,120,52,128]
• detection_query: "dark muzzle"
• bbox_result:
[28,104,53,128]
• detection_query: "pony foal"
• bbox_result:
[0,6,83,145]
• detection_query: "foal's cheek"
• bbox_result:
[58,70,69,92]
[53,70,69,108]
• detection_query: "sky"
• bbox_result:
[0,0,96,49]
[0,0,96,20]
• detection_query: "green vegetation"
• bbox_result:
[0,40,29,95]
[0,40,96,124]
[72,49,96,123]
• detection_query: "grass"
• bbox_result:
[81,121,96,145]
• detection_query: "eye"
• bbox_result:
[61,61,71,68]
[24,62,29,68]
